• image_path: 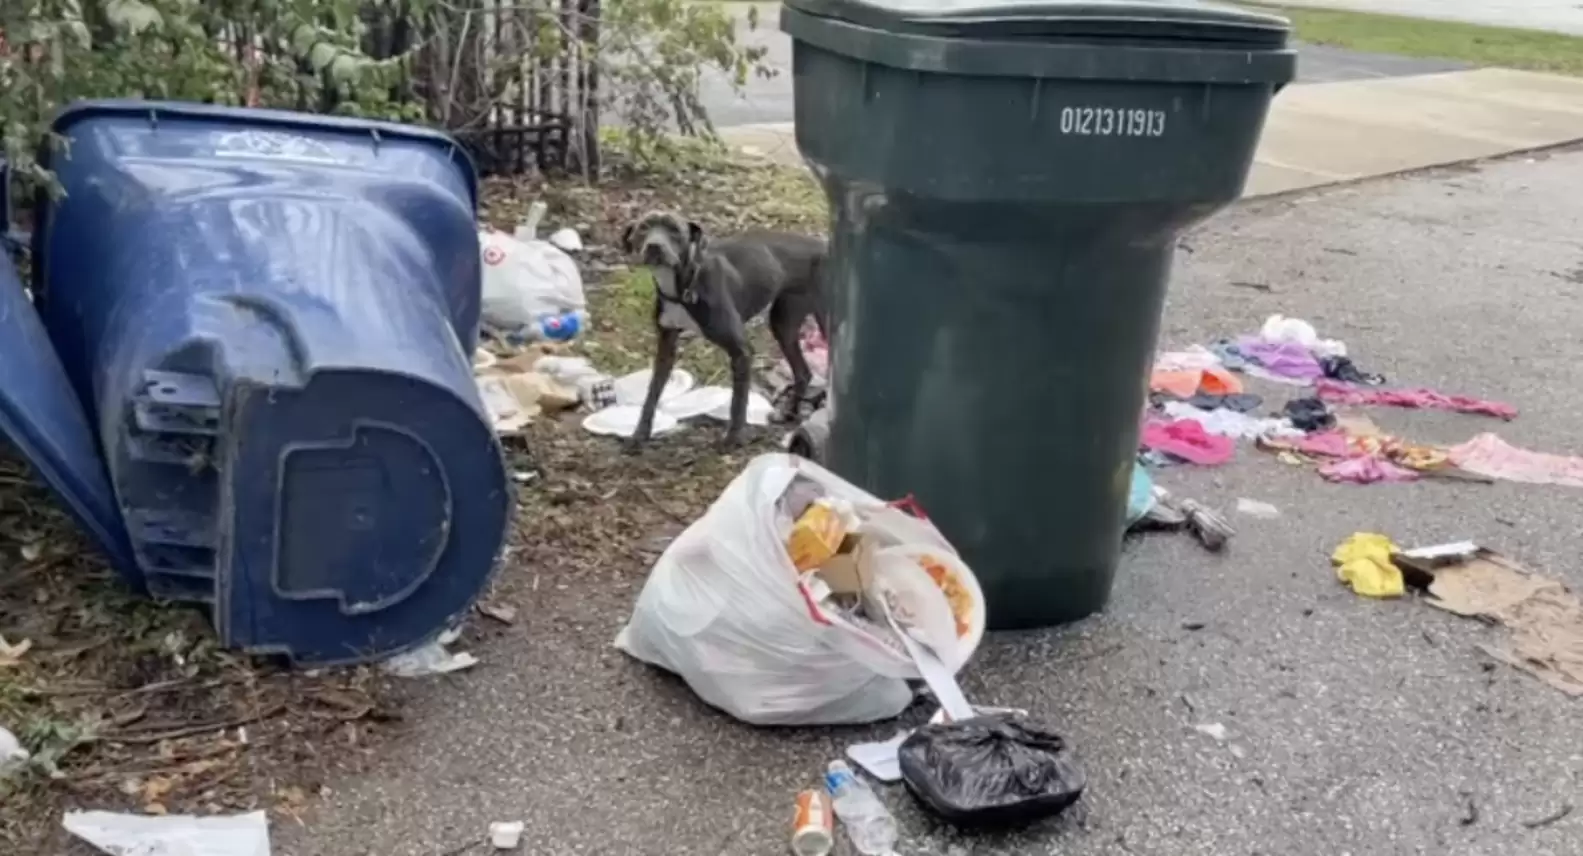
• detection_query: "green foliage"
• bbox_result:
[0,0,769,203]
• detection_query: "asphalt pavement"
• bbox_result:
[279,145,1583,856]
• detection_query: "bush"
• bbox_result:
[0,0,769,201]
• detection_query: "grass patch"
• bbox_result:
[1251,4,1583,76]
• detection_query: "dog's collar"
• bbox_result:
[654,260,702,306]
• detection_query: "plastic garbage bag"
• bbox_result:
[63,809,271,856]
[897,715,1086,827]
[614,454,974,726]
[479,227,586,333]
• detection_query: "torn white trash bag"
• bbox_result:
[479,227,586,332]
[614,453,978,726]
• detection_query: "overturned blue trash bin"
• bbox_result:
[20,101,510,665]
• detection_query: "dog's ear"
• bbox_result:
[620,221,638,253]
[687,220,706,251]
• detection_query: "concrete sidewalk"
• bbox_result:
[720,68,1583,198]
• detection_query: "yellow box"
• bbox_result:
[787,501,848,572]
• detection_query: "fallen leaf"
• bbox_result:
[0,635,32,666]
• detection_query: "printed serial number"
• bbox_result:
[1059,106,1166,138]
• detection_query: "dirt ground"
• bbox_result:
[0,138,826,849]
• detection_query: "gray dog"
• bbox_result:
[621,211,827,449]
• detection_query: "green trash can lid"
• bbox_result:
[782,0,1290,47]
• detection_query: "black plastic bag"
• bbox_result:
[897,715,1085,827]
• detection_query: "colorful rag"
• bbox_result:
[1236,337,1325,382]
[1331,532,1405,598]
[1319,455,1422,484]
[1449,433,1583,488]
[1314,379,1517,420]
[1140,418,1237,466]
[1150,366,1244,398]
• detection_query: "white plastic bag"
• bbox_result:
[63,810,271,856]
[479,228,585,332]
[614,454,978,726]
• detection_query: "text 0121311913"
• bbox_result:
[1058,106,1166,137]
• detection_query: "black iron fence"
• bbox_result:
[358,0,601,177]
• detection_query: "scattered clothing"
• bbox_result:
[1208,339,1250,371]
[1265,429,1351,458]
[1282,397,1335,433]
[1150,366,1244,398]
[1140,419,1237,466]
[1314,379,1517,420]
[1236,337,1325,382]
[1259,314,1347,359]
[1160,401,1301,441]
[1331,532,1405,598]
[1319,455,1422,484]
[1153,346,1222,373]
[1320,355,1385,386]
[1149,392,1263,413]
[1449,433,1583,489]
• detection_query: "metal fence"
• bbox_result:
[360,0,601,177]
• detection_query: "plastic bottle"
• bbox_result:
[825,760,899,856]
[507,310,585,344]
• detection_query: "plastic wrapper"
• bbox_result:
[897,715,1085,826]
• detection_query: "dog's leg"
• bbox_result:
[628,327,681,452]
[722,340,753,449]
[768,296,813,423]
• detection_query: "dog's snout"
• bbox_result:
[640,240,673,266]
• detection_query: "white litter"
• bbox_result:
[661,387,775,426]
[489,820,526,850]
[1160,401,1303,441]
[1235,499,1281,520]
[0,726,29,778]
[615,454,983,726]
[660,386,732,420]
[1194,722,1230,742]
[582,405,680,439]
[1260,314,1347,359]
[611,367,695,408]
[62,809,271,856]
[382,637,478,677]
[546,227,583,253]
[479,202,587,334]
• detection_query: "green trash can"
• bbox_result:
[782,0,1295,629]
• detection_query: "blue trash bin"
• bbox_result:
[0,158,137,579]
[15,101,510,665]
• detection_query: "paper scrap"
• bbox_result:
[63,809,271,856]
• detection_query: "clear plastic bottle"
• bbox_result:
[824,761,900,856]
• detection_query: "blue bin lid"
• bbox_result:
[0,235,135,580]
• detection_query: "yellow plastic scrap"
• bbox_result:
[1331,532,1405,598]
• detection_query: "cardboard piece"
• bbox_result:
[1399,546,1583,697]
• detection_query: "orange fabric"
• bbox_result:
[1150,367,1244,398]
[1150,370,1201,398]
[1199,367,1243,396]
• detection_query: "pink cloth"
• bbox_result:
[1318,455,1421,484]
[1449,433,1583,488]
[1314,379,1517,420]
[1141,418,1236,466]
[1289,430,1351,458]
